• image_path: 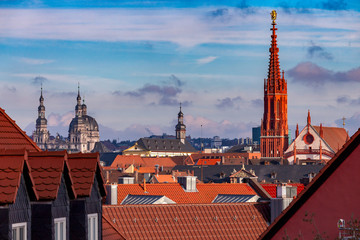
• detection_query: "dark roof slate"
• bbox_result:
[137,137,196,153]
[173,165,324,183]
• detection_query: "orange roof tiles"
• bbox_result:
[102,215,126,240]
[137,166,155,173]
[68,152,107,198]
[111,155,177,169]
[0,149,38,204]
[27,151,76,200]
[196,158,220,165]
[0,108,41,152]
[260,183,305,198]
[153,175,176,183]
[116,183,257,204]
[313,125,348,152]
[103,203,270,240]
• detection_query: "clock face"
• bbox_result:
[304,133,314,145]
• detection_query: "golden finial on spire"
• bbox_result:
[270,10,277,24]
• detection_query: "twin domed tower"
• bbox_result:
[32,85,99,153]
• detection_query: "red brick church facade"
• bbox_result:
[261,11,289,160]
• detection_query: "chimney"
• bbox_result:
[118,177,134,184]
[177,176,197,192]
[105,184,118,205]
[270,184,297,223]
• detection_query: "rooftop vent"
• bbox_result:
[177,176,197,192]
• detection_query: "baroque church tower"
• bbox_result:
[69,84,99,153]
[260,10,289,160]
[32,86,49,149]
[175,103,186,144]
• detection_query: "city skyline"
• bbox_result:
[0,0,359,140]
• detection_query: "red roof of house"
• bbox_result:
[196,158,220,165]
[260,183,304,198]
[111,155,177,169]
[103,203,270,240]
[27,151,76,200]
[137,166,155,173]
[102,214,126,240]
[0,149,38,204]
[68,152,107,198]
[116,183,257,204]
[313,125,348,152]
[259,129,360,239]
[153,174,176,183]
[0,108,41,152]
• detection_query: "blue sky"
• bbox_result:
[0,0,359,141]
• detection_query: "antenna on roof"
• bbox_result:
[342,116,346,128]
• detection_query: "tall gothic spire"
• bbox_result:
[260,10,289,160]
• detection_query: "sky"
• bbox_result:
[0,0,359,141]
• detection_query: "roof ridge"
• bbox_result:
[0,108,41,152]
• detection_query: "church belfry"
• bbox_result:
[260,10,289,160]
[175,103,186,144]
[33,85,49,149]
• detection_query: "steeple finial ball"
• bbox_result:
[271,10,277,24]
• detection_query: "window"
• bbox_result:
[12,222,27,240]
[88,214,98,240]
[54,218,66,240]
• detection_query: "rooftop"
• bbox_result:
[103,202,270,240]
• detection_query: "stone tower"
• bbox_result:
[175,103,186,144]
[33,86,49,149]
[260,10,289,160]
[68,84,99,153]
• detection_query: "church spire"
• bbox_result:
[260,10,289,160]
[77,82,81,105]
[75,83,83,117]
[267,9,283,91]
[176,103,186,143]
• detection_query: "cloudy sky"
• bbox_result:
[0,0,359,141]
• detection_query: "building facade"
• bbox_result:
[32,86,100,153]
[68,86,100,152]
[284,111,349,165]
[260,10,289,161]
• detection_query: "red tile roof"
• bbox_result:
[0,149,38,204]
[102,214,126,240]
[0,108,41,152]
[260,183,304,198]
[116,183,257,204]
[111,155,177,169]
[68,152,107,198]
[313,125,348,152]
[153,175,176,183]
[103,203,270,240]
[196,158,221,165]
[27,151,76,200]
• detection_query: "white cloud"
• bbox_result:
[196,56,217,64]
[19,57,54,65]
[0,8,358,47]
